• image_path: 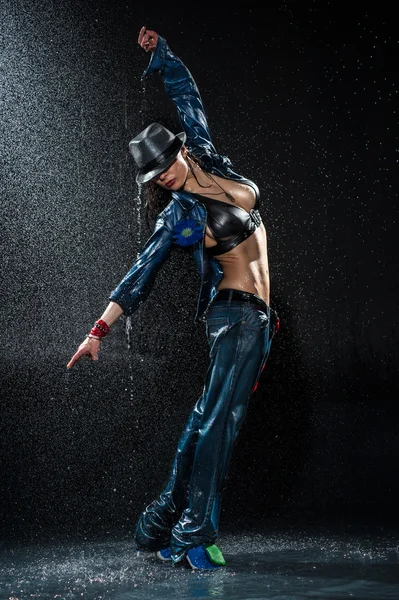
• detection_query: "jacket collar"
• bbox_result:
[171,190,198,211]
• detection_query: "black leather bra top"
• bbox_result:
[193,187,262,256]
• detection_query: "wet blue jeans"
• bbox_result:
[135,290,276,563]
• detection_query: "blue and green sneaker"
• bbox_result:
[186,544,226,570]
[156,547,172,561]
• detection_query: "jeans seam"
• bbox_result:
[202,304,244,524]
[248,327,271,401]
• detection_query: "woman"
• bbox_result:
[67,26,279,570]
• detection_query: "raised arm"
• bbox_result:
[138,27,217,162]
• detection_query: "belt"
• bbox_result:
[214,289,269,312]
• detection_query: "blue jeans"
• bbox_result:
[135,290,277,563]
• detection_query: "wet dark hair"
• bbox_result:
[143,151,205,229]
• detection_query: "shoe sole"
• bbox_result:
[186,553,221,570]
[156,550,172,562]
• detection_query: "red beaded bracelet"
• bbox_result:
[89,319,110,339]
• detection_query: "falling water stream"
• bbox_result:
[125,80,147,405]
[124,182,142,353]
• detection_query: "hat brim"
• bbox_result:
[135,132,187,184]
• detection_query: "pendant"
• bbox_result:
[225,191,236,203]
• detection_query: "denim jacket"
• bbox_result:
[109,36,259,323]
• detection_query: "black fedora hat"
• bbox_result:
[129,122,186,184]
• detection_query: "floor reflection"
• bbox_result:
[1,526,398,599]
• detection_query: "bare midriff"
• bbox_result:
[193,174,270,306]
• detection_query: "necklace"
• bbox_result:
[186,158,236,203]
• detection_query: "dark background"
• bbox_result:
[1,0,398,542]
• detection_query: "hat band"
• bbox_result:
[141,137,182,176]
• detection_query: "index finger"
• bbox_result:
[67,347,86,369]
[138,26,146,45]
[66,354,78,369]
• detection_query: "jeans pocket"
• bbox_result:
[206,316,230,358]
[206,316,229,326]
[242,308,270,332]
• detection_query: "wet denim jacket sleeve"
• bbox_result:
[143,36,233,173]
[109,215,174,315]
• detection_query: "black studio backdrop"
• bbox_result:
[1,1,398,541]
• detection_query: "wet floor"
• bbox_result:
[1,525,399,599]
